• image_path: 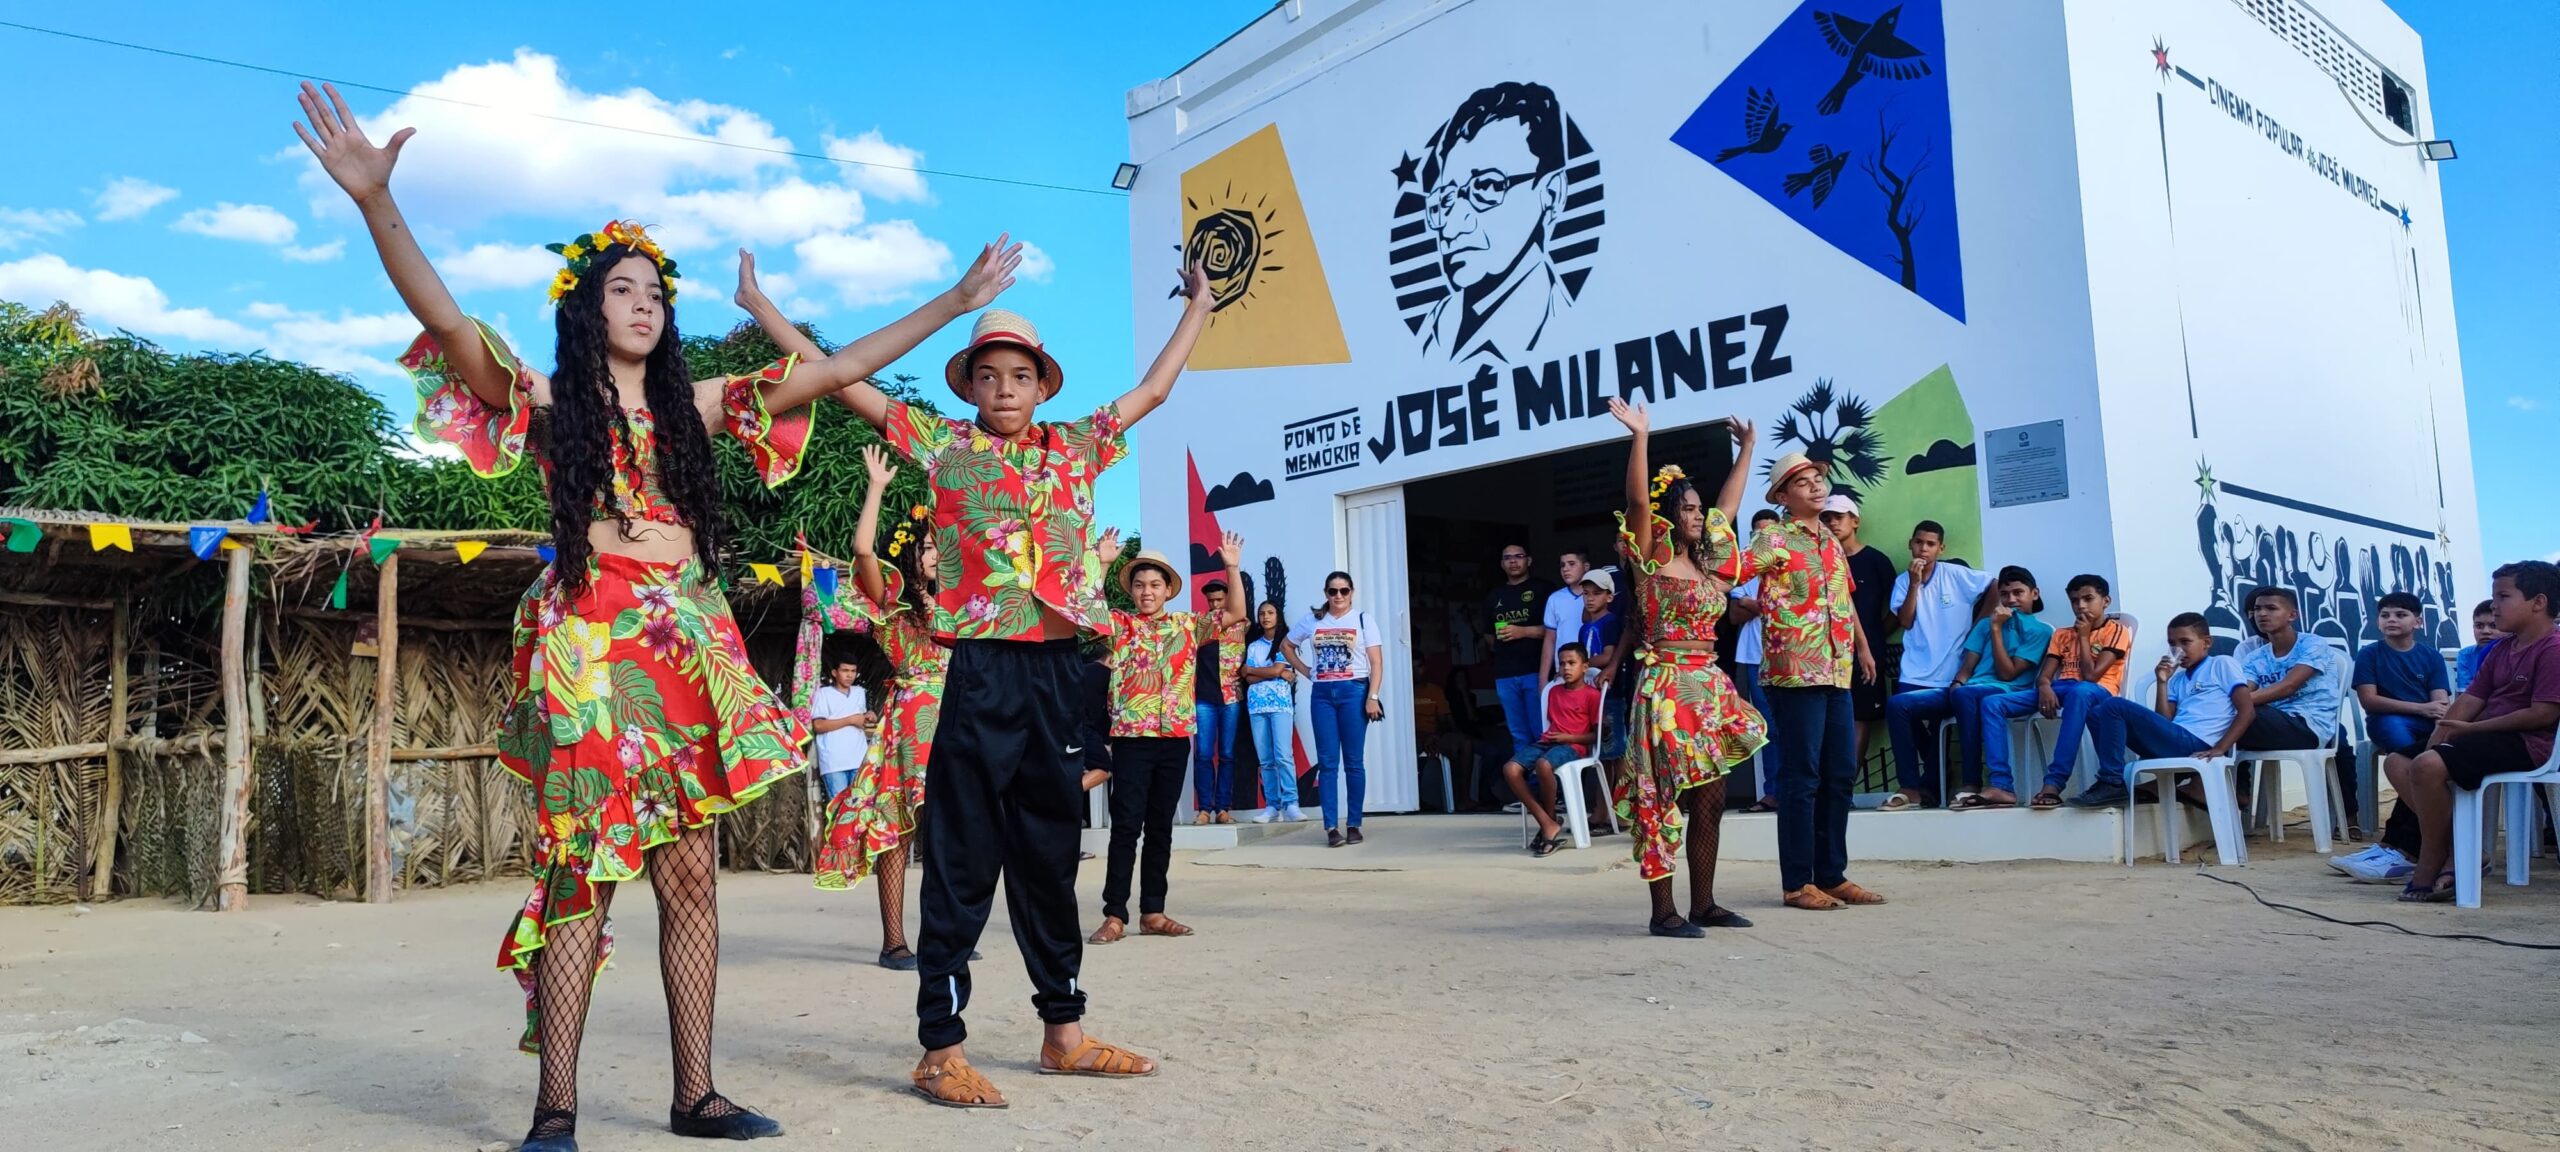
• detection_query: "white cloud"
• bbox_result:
[1017,241,1055,284]
[2509,396,2543,412]
[438,242,560,292]
[94,177,178,221]
[281,239,346,263]
[173,202,299,246]
[242,301,297,321]
[0,254,259,344]
[0,207,82,249]
[650,177,864,252]
[794,222,951,308]
[824,130,930,203]
[307,49,795,227]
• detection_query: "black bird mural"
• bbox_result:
[1813,5,1932,115]
[1782,145,1848,207]
[1712,87,1792,163]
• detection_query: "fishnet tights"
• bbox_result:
[526,822,740,1140]
[874,841,911,955]
[1645,778,1731,924]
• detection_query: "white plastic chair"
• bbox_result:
[1517,681,1618,850]
[2451,744,2560,908]
[2123,755,2244,866]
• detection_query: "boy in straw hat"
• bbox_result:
[1085,528,1243,945]
[1736,451,1884,912]
[740,249,1216,1106]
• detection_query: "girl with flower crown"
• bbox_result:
[293,81,1022,1151]
[809,444,951,970]
[1605,398,1768,938]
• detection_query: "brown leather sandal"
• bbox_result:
[912,1055,1008,1108]
[1038,1035,1158,1078]
[1821,880,1888,905]
[1782,884,1844,911]
[1138,913,1193,938]
[1087,916,1127,945]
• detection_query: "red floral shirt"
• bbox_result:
[1615,506,1744,648]
[1105,609,1221,738]
[881,398,1125,643]
[1740,519,1858,688]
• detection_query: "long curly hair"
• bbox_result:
[891,524,940,617]
[545,243,724,594]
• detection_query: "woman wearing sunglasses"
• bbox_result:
[1287,574,1386,847]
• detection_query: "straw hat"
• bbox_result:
[1119,549,1183,598]
[944,308,1064,402]
[1764,451,1825,504]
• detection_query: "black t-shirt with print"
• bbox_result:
[1488,578,1558,679]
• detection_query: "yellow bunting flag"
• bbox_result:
[800,547,815,587]
[750,562,783,586]
[88,522,133,553]
[221,539,244,551]
[453,540,489,564]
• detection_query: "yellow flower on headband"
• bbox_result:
[545,219,680,304]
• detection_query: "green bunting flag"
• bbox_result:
[3,517,38,554]
[329,570,350,610]
[368,535,399,565]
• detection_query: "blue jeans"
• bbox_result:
[1948,684,2011,788]
[1980,680,2111,793]
[2367,712,2430,758]
[819,769,855,803]
[1885,684,1957,795]
[1193,700,1239,812]
[1496,673,1544,766]
[1249,710,1298,808]
[1310,679,1370,829]
[1766,686,1855,891]
[2090,694,2210,783]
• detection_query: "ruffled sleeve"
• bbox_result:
[1702,507,1744,582]
[1065,402,1131,473]
[403,318,532,478]
[719,356,812,488]
[1614,508,1677,576]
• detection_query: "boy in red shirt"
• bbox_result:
[1503,644,1603,857]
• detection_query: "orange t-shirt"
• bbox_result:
[2048,618,2134,695]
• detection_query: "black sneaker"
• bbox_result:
[1345,827,1365,845]
[2066,781,2130,809]
[1326,828,1346,848]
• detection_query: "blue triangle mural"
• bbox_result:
[1672,0,1965,322]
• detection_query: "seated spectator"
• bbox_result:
[1502,643,1601,857]
[2074,613,2254,809]
[2236,586,2344,755]
[2455,599,2502,692]
[1977,574,2131,809]
[2382,561,2560,902]
[1576,568,1633,823]
[2331,593,2455,881]
[1935,568,2053,809]
[1879,521,1996,808]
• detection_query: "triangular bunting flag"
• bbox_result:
[188,526,229,560]
[247,490,272,524]
[800,546,816,587]
[453,540,488,564]
[537,544,557,564]
[814,565,839,598]
[328,569,349,610]
[750,562,783,586]
[3,517,38,553]
[368,535,400,565]
[88,523,133,553]
[220,539,244,552]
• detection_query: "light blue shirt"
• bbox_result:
[2241,631,2342,742]
[2167,655,2247,745]
[1960,614,2054,690]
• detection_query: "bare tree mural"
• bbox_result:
[1861,107,1933,292]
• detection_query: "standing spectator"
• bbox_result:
[1289,572,1388,847]
[1543,548,1595,681]
[1242,601,1305,824]
[2383,561,2560,903]
[1978,575,2131,809]
[810,658,874,803]
[1191,579,1248,825]
[1822,495,1900,773]
[1741,453,1882,911]
[1731,509,1781,811]
[1488,544,1560,778]
[1880,520,1994,802]
[2455,600,2502,692]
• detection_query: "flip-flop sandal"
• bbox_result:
[1138,915,1194,937]
[1038,1035,1158,1078]
[1879,792,1930,812]
[2398,871,2457,904]
[1745,798,1780,813]
[1533,835,1562,858]
[1950,793,2015,811]
[2030,791,2065,810]
[912,1057,1008,1109]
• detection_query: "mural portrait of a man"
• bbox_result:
[1420,81,1575,364]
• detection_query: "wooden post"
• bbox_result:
[214,546,254,912]
[364,553,398,903]
[87,600,129,901]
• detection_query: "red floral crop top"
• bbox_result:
[404,319,811,523]
[1615,506,1744,648]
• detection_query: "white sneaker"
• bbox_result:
[2339,848,2413,885]
[1282,806,1308,822]
[1250,807,1278,824]
[2327,844,2395,875]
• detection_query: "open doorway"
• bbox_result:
[1400,420,1735,812]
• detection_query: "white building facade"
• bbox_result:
[1124,0,2476,820]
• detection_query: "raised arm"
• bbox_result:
[1112,263,1215,426]
[1715,418,1757,522]
[1216,532,1246,629]
[293,82,518,407]
[1609,398,1654,559]
[738,238,1025,424]
[850,445,896,608]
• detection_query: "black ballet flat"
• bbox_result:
[670,1092,782,1140]
[519,1108,577,1152]
[1692,907,1754,929]
[1648,915,1706,939]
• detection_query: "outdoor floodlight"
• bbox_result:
[1111,163,1141,190]
[2419,139,2457,162]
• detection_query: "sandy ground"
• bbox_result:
[8,814,2560,1152]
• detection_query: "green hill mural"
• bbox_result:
[1853,365,1980,567]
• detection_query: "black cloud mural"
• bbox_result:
[1203,470,1277,512]
[1904,438,1976,475]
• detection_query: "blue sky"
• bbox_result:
[0,1,2545,565]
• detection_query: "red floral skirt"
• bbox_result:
[1613,647,1768,882]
